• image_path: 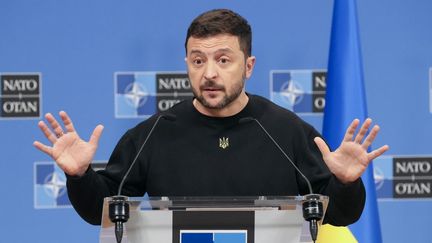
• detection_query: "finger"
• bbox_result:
[343,119,360,142]
[38,120,57,143]
[33,141,53,157]
[89,125,104,146]
[362,125,380,149]
[45,113,65,137]
[368,145,390,161]
[314,137,331,157]
[59,111,76,133]
[354,118,372,143]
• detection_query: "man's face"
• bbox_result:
[185,34,255,111]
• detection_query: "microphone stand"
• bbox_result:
[108,114,176,243]
[239,117,324,243]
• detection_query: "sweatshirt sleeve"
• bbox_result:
[66,167,112,225]
[66,130,143,225]
[295,122,366,226]
[322,176,365,226]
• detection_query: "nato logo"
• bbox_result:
[34,162,107,209]
[181,230,247,243]
[34,162,70,208]
[0,73,41,119]
[392,157,432,198]
[115,72,192,118]
[373,156,432,199]
[115,72,155,118]
[270,70,326,114]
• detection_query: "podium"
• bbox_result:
[99,196,328,243]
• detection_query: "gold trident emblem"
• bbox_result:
[219,137,229,149]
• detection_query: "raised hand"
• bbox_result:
[33,111,104,177]
[313,118,389,184]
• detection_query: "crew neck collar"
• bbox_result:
[190,93,254,124]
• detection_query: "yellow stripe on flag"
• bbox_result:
[317,225,358,243]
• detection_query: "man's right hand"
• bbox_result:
[33,111,104,177]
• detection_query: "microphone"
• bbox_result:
[239,117,323,243]
[109,113,176,243]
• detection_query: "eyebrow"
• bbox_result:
[189,48,235,56]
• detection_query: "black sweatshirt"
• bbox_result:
[66,94,365,226]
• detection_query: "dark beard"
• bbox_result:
[192,79,244,109]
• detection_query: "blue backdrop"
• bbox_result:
[1,0,431,242]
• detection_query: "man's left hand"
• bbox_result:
[314,118,389,184]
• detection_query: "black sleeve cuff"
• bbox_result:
[65,166,93,181]
[322,175,366,226]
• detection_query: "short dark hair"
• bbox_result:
[185,9,252,57]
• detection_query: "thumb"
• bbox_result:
[314,137,330,157]
[89,125,104,146]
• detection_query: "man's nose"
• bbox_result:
[203,61,218,80]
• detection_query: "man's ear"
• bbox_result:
[245,56,256,79]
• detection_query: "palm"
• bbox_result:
[324,141,369,183]
[314,119,389,184]
[34,111,104,176]
[52,132,97,175]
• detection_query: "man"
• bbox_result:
[34,9,388,226]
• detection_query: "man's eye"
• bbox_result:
[219,58,230,64]
[193,59,203,65]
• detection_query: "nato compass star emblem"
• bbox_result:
[372,156,394,199]
[374,166,385,190]
[43,172,66,198]
[34,162,71,208]
[124,82,148,108]
[115,72,157,118]
[270,70,327,114]
[280,80,304,106]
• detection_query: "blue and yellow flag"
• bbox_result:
[320,0,383,242]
